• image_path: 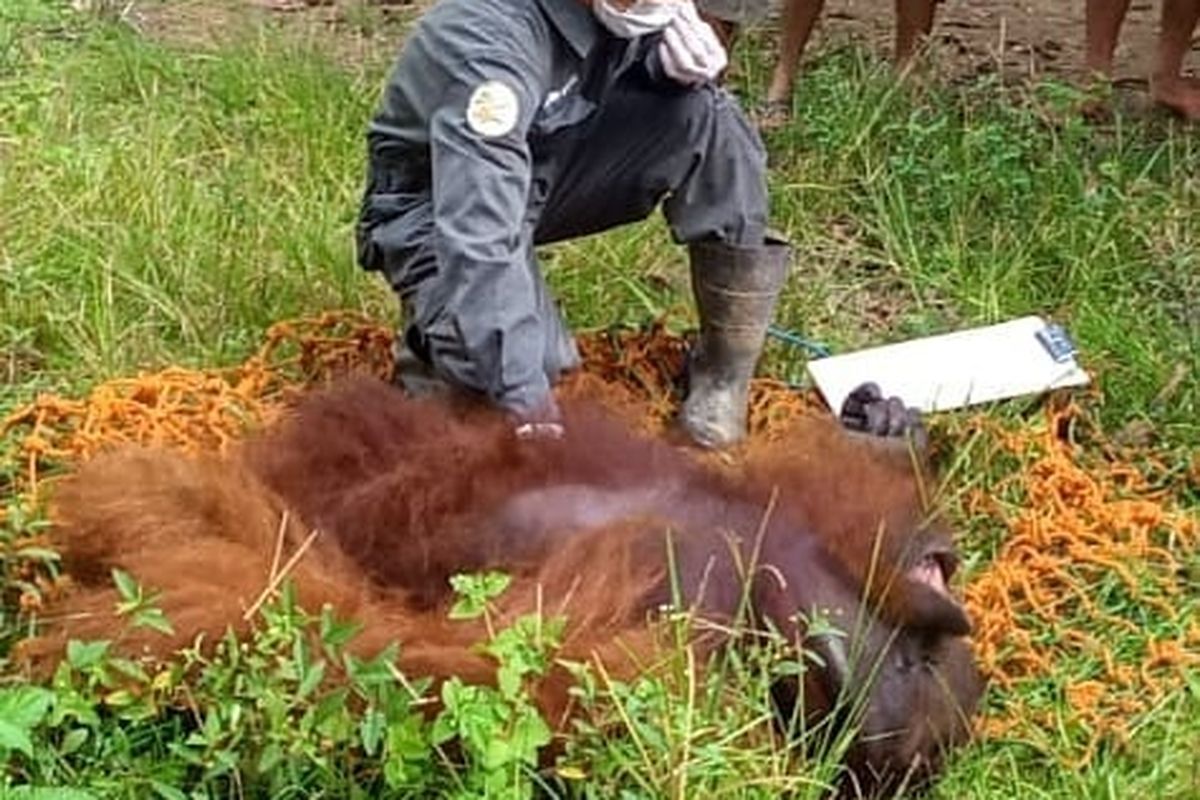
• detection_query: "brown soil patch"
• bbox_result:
[123,0,1197,90]
[127,0,423,65]
[819,0,1197,86]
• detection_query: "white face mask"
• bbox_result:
[592,0,680,38]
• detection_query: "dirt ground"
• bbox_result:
[134,0,1197,93]
[820,0,1197,86]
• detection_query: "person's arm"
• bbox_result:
[425,50,557,420]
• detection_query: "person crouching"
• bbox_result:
[355,0,791,448]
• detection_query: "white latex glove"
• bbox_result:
[514,420,565,441]
[658,3,728,86]
[512,396,565,441]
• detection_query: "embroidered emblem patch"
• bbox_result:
[466,80,520,138]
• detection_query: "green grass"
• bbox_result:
[0,0,394,404]
[2,0,1198,797]
[3,2,1196,443]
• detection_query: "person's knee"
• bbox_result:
[669,86,765,169]
[665,87,768,244]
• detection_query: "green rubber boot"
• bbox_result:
[680,237,791,449]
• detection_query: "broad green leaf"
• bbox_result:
[66,640,110,670]
[509,710,551,763]
[0,686,53,730]
[132,607,175,635]
[359,707,385,756]
[0,720,34,757]
[13,546,60,562]
[60,727,89,756]
[319,607,363,650]
[109,657,151,684]
[111,568,139,602]
[448,572,511,619]
[257,742,283,775]
[296,659,326,700]
[311,687,349,727]
[496,662,522,701]
[149,781,188,800]
[386,715,429,761]
[344,643,399,689]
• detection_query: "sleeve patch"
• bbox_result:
[465,80,521,138]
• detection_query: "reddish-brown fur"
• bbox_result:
[20,377,981,793]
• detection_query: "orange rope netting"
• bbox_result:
[1,312,395,504]
[959,406,1198,764]
[2,311,1196,762]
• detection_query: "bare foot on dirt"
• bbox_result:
[754,100,792,132]
[1079,70,1118,122]
[1151,75,1200,120]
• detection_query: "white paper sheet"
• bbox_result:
[806,316,1091,414]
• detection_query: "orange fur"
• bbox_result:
[20,377,981,792]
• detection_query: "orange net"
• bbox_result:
[2,311,1196,763]
[956,404,1198,765]
[1,312,394,504]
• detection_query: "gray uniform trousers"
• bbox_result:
[362,60,768,418]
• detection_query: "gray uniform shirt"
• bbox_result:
[360,0,766,419]
[362,0,645,416]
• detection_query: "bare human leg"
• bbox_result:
[894,0,939,67]
[760,0,827,128]
[1084,0,1133,77]
[1150,0,1200,119]
[758,0,939,131]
